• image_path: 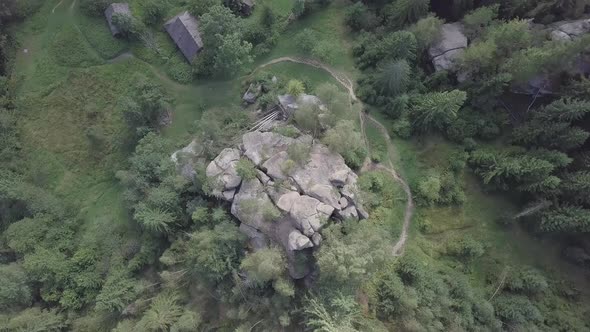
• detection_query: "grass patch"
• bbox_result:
[256,0,356,73]
[49,24,103,67]
[76,14,128,59]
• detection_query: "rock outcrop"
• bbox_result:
[429,23,468,72]
[550,19,590,41]
[205,130,367,279]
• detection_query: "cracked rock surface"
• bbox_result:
[205,130,368,279]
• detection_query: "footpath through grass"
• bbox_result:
[365,109,590,314]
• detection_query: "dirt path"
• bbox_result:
[363,114,415,256]
[252,57,415,256]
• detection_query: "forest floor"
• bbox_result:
[12,0,590,316]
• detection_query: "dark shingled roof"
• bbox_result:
[105,3,131,36]
[164,11,204,63]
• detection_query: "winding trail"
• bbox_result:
[251,57,415,256]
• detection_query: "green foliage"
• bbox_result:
[377,59,410,97]
[512,98,590,151]
[119,74,170,137]
[214,33,253,77]
[560,171,590,205]
[410,90,467,132]
[136,292,183,331]
[189,0,222,16]
[2,307,67,331]
[447,237,485,262]
[505,267,549,295]
[315,223,389,291]
[185,222,245,282]
[112,13,145,40]
[49,25,103,67]
[384,0,429,29]
[371,252,501,330]
[0,263,32,310]
[409,15,444,51]
[95,269,142,313]
[236,158,258,180]
[303,294,363,332]
[540,206,590,233]
[240,247,287,287]
[287,79,305,96]
[354,31,417,69]
[171,310,202,332]
[322,120,367,169]
[462,5,499,38]
[493,295,542,326]
[80,0,110,16]
[469,148,569,194]
[294,29,317,54]
[345,2,377,31]
[166,57,194,84]
[141,0,168,26]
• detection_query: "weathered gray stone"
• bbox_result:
[231,178,274,234]
[429,23,467,72]
[551,19,590,41]
[262,151,290,180]
[243,83,261,104]
[339,205,359,221]
[288,230,313,250]
[203,128,369,281]
[240,223,268,251]
[311,233,322,246]
[339,196,349,209]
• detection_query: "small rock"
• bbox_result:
[288,230,313,251]
[311,233,322,246]
[339,196,349,209]
[339,205,359,221]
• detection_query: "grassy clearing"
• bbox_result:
[370,111,590,314]
[255,0,357,75]
[75,14,128,59]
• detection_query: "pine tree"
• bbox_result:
[560,171,590,205]
[378,59,410,97]
[410,90,467,132]
[540,206,590,233]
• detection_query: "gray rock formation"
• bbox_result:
[206,148,242,199]
[429,23,468,72]
[550,19,590,41]
[205,129,368,279]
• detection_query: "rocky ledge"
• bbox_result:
[205,129,367,279]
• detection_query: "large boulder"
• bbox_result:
[550,19,590,41]
[203,128,369,279]
[206,148,242,200]
[429,23,468,72]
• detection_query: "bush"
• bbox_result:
[312,41,338,64]
[236,158,258,180]
[287,79,305,96]
[166,57,194,84]
[142,0,168,26]
[391,118,411,138]
[80,0,110,16]
[448,237,485,262]
[294,29,316,54]
[505,267,549,295]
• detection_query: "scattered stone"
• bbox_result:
[311,233,322,246]
[243,83,262,104]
